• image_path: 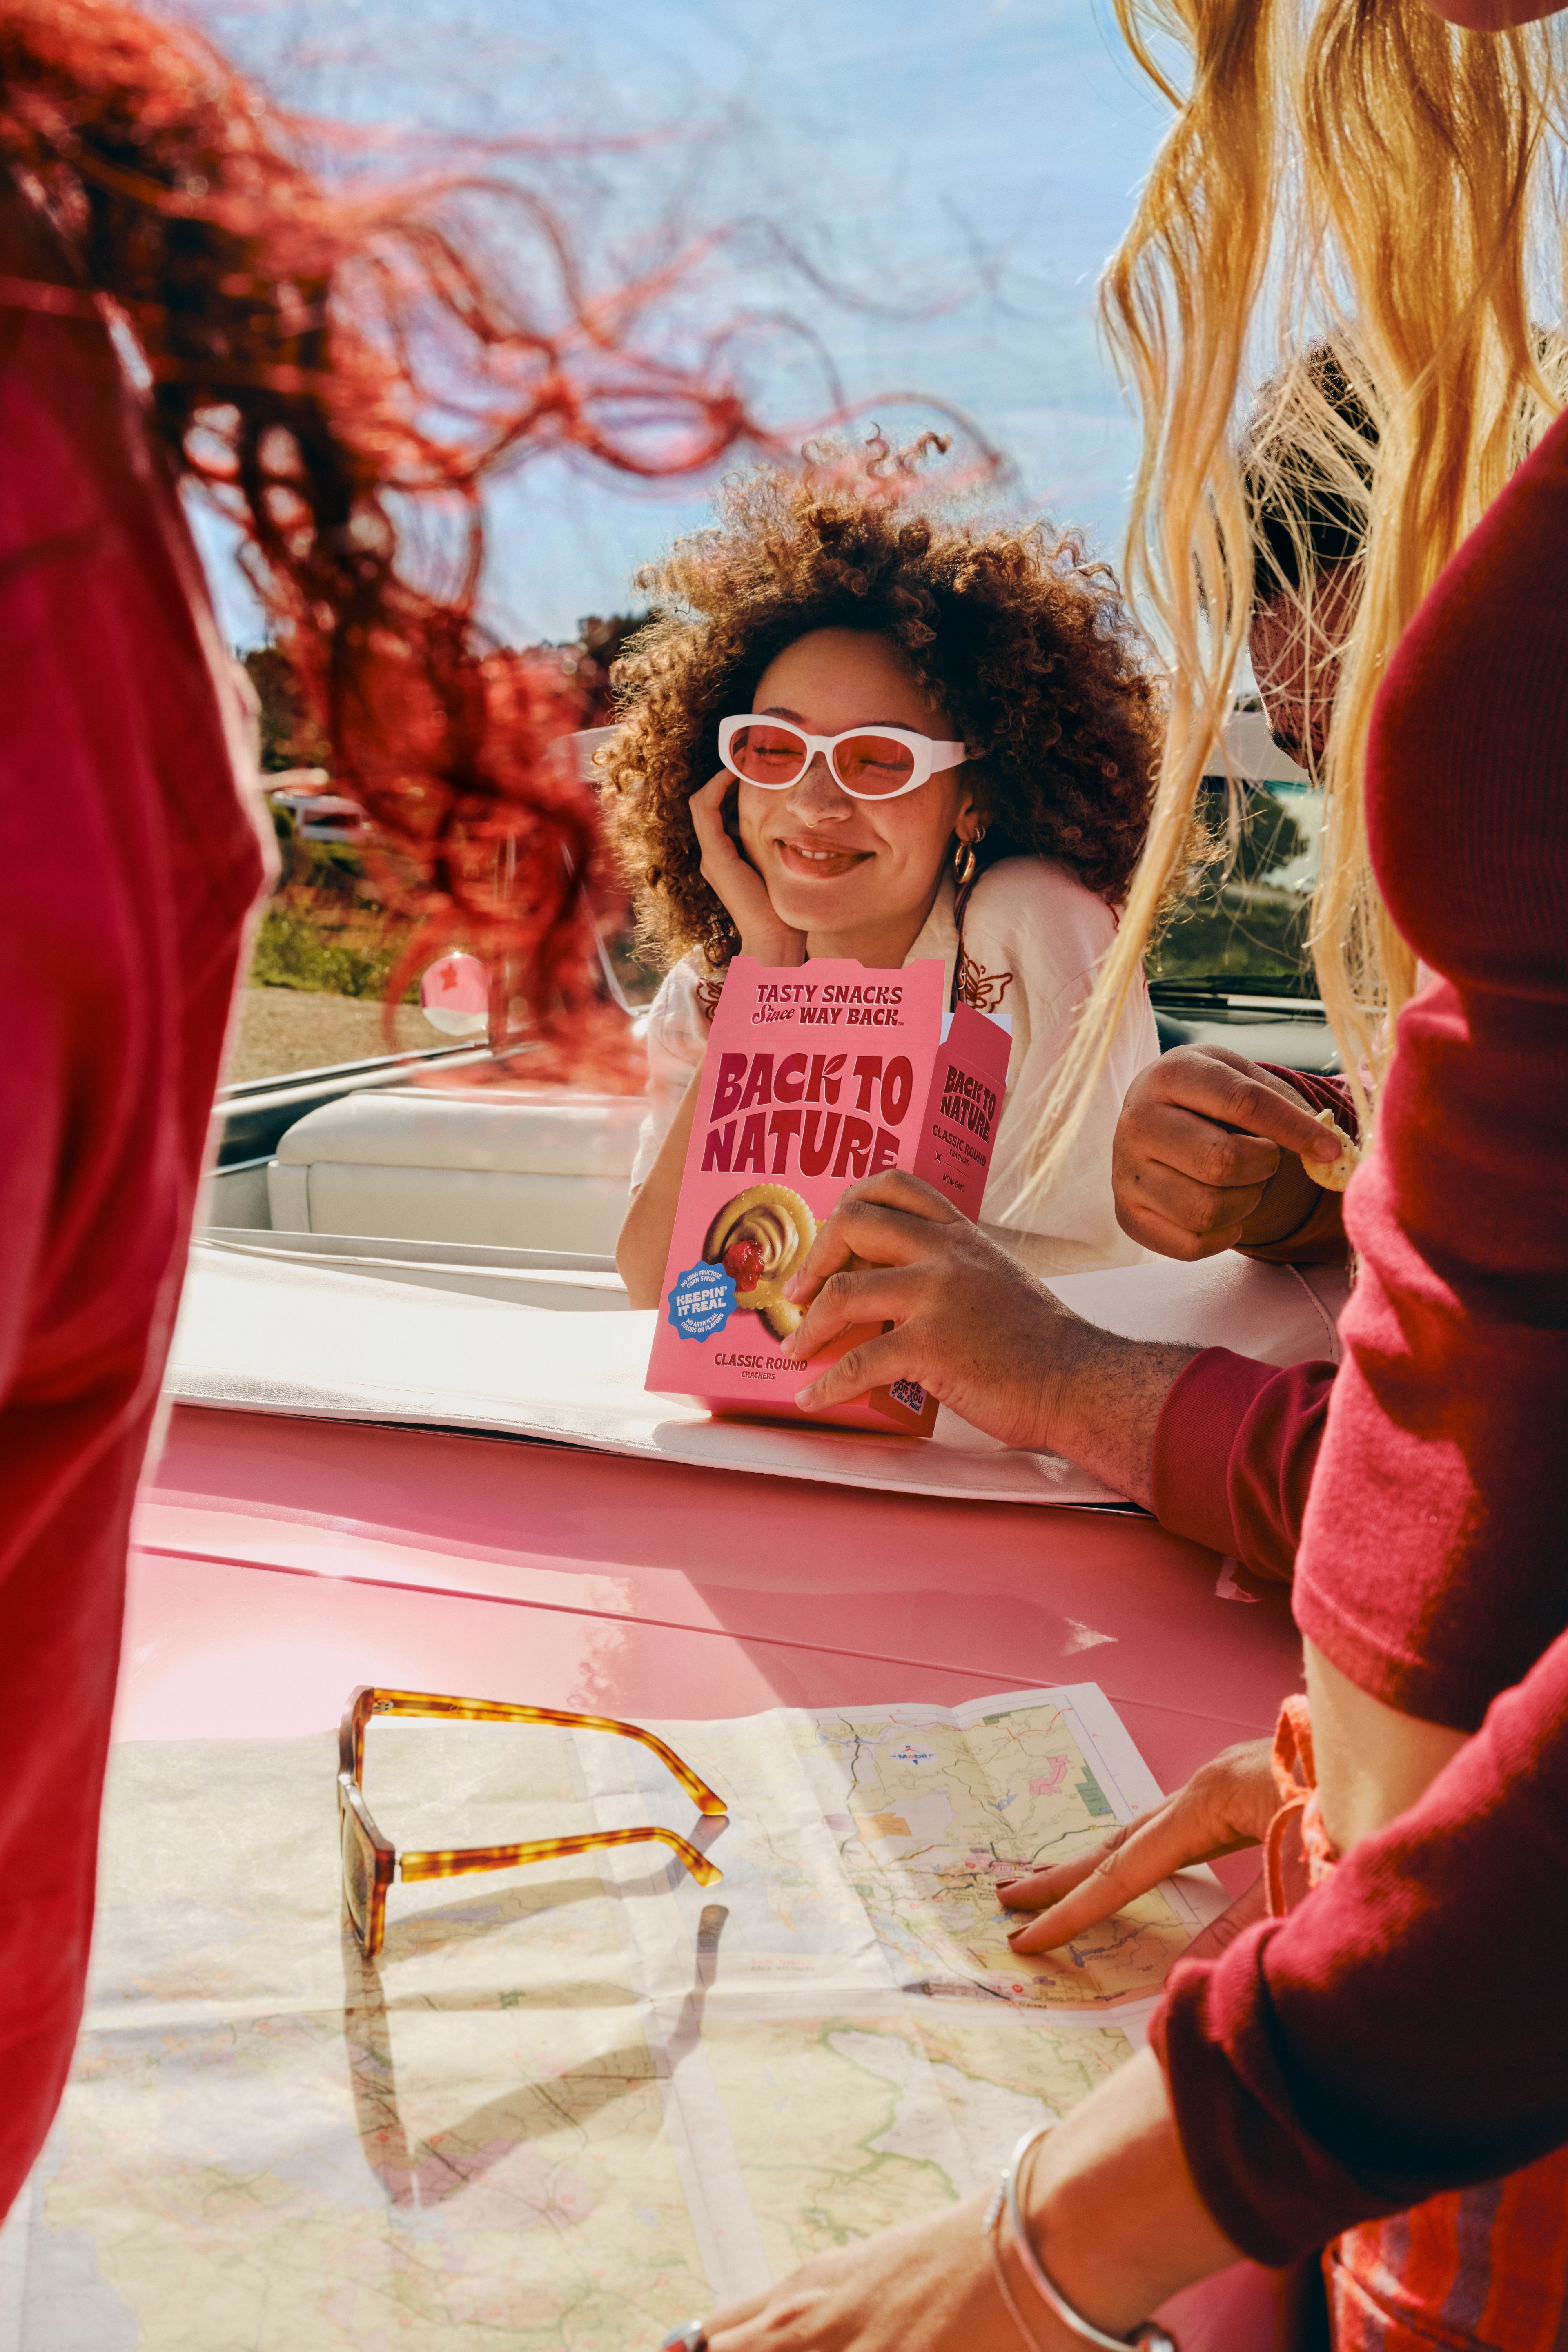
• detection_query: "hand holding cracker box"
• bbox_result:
[645,956,1010,1434]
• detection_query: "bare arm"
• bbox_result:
[616,1070,701,1309]
[699,2042,1237,2352]
[1012,1317,1200,1508]
[694,1679,1481,2352]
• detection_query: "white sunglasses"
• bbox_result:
[717,715,970,802]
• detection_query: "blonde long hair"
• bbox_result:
[1022,0,1564,1198]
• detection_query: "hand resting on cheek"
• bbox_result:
[687,769,807,969]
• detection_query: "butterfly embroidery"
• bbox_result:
[956,948,1014,1013]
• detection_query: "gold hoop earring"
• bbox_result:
[953,824,985,890]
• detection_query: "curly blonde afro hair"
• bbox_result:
[601,446,1163,971]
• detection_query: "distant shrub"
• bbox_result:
[250,894,413,1000]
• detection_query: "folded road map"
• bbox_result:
[0,1684,1224,2349]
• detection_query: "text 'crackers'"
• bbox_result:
[645,955,1011,1434]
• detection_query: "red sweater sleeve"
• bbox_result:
[0,189,263,2214]
[1152,1349,1335,1582]
[1293,408,1568,1733]
[1152,1628,1568,2265]
[1147,1064,1350,1579]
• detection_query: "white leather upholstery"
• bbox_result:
[267,1087,643,1251]
[275,1087,644,1174]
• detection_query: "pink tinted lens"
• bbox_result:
[831,734,917,796]
[728,723,808,786]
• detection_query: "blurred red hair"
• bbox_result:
[0,0,771,1076]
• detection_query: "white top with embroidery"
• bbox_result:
[631,855,1160,1276]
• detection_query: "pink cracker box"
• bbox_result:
[645,955,1011,1434]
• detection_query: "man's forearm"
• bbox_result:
[1033,1314,1200,1509]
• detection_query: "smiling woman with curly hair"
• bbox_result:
[605,443,1166,1301]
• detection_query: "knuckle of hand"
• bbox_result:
[1213,1066,1260,1122]
[1221,1739,1274,1781]
[896,1170,940,1210]
[1203,1133,1251,1187]
[1163,1047,1216,1101]
[1198,1133,1232,1185]
[1219,1131,1256,1178]
[750,2291,821,2348]
[1190,1756,1244,1808]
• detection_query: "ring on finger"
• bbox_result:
[662,2325,709,2351]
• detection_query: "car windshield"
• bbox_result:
[1147,717,1321,1001]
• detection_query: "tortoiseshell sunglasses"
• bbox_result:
[337,1685,728,1960]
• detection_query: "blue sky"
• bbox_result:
[189,0,1174,645]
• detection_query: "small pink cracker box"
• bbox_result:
[644,954,1011,1434]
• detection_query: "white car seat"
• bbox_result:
[267,1086,644,1254]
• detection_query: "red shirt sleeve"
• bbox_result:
[1152,1627,1568,2265]
[1152,1350,1335,1582]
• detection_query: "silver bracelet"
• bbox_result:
[984,2127,1178,2352]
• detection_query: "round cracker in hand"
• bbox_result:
[1302,1105,1358,1192]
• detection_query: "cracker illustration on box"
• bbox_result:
[702,1184,817,1338]
[646,956,1011,1434]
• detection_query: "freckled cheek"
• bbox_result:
[735,791,770,864]
[870,811,944,884]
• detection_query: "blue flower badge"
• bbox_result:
[666,1261,737,1340]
